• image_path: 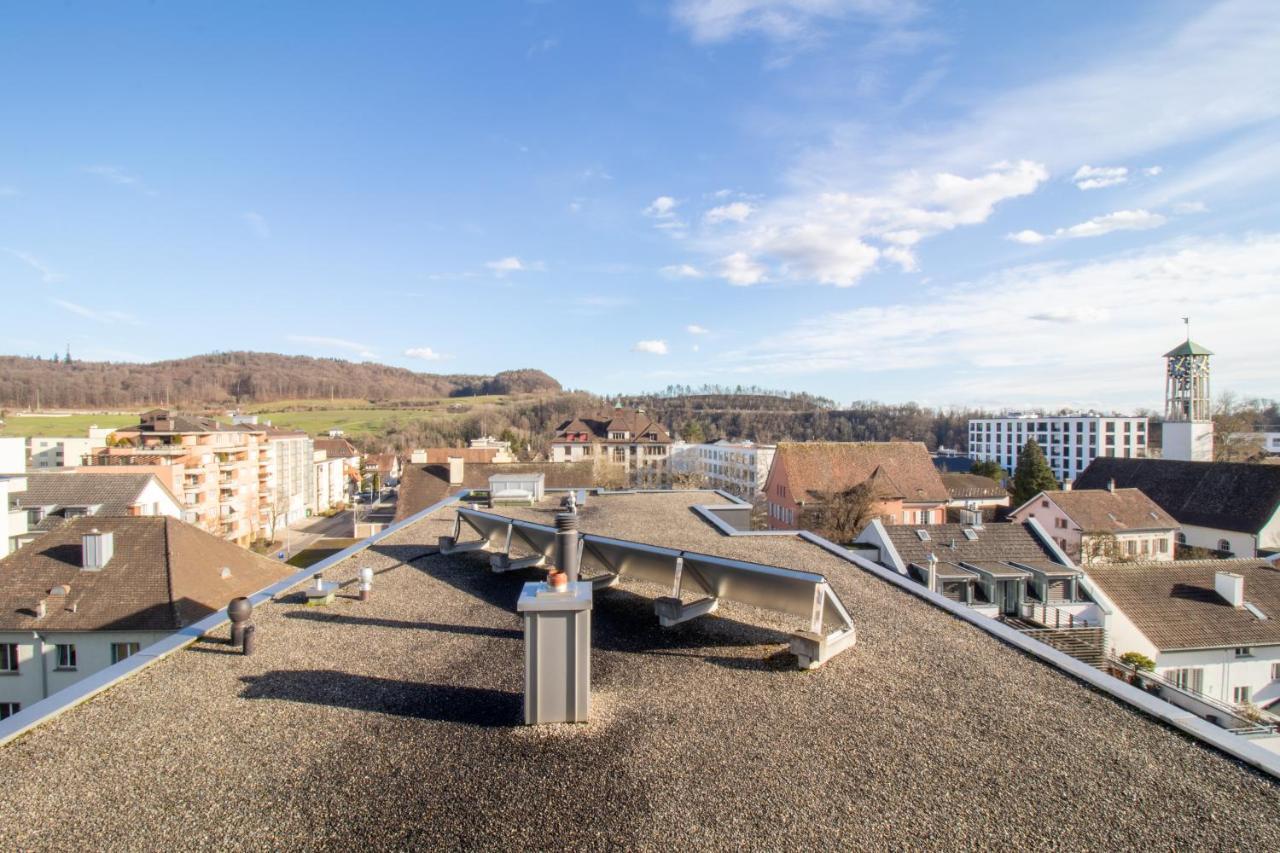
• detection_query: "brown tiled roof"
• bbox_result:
[14,472,178,533]
[1085,559,1280,650]
[881,522,1060,568]
[1075,457,1280,534]
[415,448,504,464]
[942,472,1009,500]
[394,461,598,522]
[365,453,399,473]
[0,517,291,631]
[553,408,672,445]
[314,438,359,460]
[773,442,949,504]
[1039,488,1177,532]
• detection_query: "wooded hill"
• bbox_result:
[0,352,562,409]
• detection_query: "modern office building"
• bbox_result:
[968,413,1147,484]
[668,439,775,496]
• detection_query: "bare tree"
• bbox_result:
[803,483,877,543]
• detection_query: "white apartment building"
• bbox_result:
[0,437,26,473]
[1231,431,1280,456]
[968,413,1147,484]
[27,427,114,469]
[313,451,347,513]
[669,440,775,497]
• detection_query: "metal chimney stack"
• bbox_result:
[555,511,580,583]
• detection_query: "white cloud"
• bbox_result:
[243,211,270,239]
[711,160,1047,287]
[632,339,669,355]
[287,335,376,359]
[645,196,679,217]
[1172,200,1208,214]
[718,232,1280,403]
[672,0,918,44]
[404,347,447,361]
[660,263,704,279]
[685,324,711,335]
[51,298,139,325]
[1072,165,1129,190]
[4,248,63,283]
[719,251,769,286]
[1007,209,1167,244]
[485,256,544,275]
[1144,165,1163,176]
[704,201,755,225]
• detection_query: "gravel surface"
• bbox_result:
[1,491,1277,850]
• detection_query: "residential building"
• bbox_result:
[312,450,348,514]
[1008,485,1178,565]
[251,425,314,529]
[80,409,269,546]
[313,437,361,507]
[1,474,28,557]
[763,441,950,532]
[1085,559,1280,713]
[468,435,518,462]
[0,490,1278,846]
[854,520,1080,617]
[1075,457,1280,557]
[940,472,1010,515]
[0,516,290,714]
[1230,430,1280,457]
[668,439,776,496]
[1162,336,1214,462]
[551,407,672,472]
[968,412,1148,484]
[26,426,114,469]
[364,453,402,485]
[9,472,181,550]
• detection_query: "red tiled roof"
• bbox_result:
[772,442,949,504]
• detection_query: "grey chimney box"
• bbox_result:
[1215,571,1244,607]
[447,456,465,486]
[82,529,114,571]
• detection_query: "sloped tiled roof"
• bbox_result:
[1042,488,1177,532]
[14,472,175,532]
[1085,559,1280,650]
[882,522,1060,568]
[772,442,949,504]
[414,448,503,464]
[0,516,291,631]
[553,408,672,444]
[315,438,360,460]
[1075,458,1280,534]
[942,472,1009,500]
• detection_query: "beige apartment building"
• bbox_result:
[82,410,271,546]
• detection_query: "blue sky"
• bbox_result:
[2,1,1278,411]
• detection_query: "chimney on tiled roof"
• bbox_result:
[447,456,464,486]
[82,529,114,571]
[1215,572,1244,608]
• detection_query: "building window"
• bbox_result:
[56,644,77,670]
[1156,539,1168,554]
[1233,685,1252,705]
[1167,667,1204,693]
[1272,662,1280,681]
[1175,532,1186,546]
[111,642,141,664]
[1217,539,1232,555]
[0,643,17,673]
[1234,647,1253,658]
[0,702,19,720]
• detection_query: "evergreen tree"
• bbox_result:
[970,459,1007,482]
[1011,439,1059,505]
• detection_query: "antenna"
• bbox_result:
[1182,316,1190,341]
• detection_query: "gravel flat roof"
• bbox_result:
[0,491,1277,849]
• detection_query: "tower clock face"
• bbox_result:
[1169,356,1208,381]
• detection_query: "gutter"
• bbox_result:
[0,489,474,748]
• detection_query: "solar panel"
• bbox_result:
[448,506,857,668]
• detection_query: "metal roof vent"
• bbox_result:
[220,567,232,579]
[81,529,114,571]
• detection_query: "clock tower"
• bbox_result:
[1163,330,1213,461]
